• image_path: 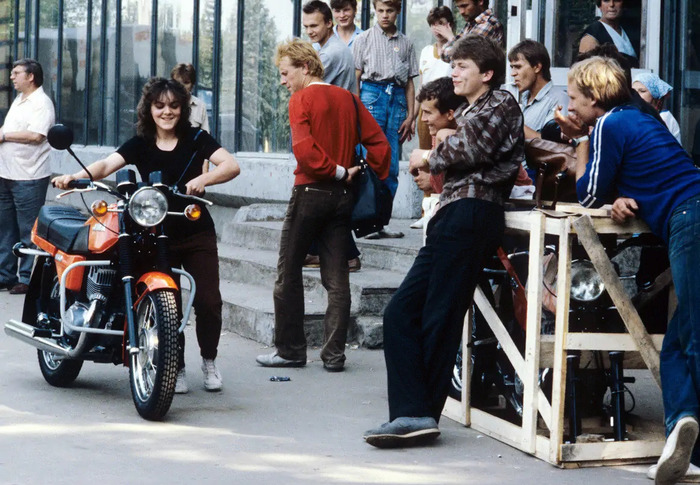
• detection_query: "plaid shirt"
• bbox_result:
[353,23,419,86]
[429,89,524,207]
[442,9,504,63]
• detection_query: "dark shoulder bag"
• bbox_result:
[349,94,392,238]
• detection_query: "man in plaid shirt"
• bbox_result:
[436,0,504,63]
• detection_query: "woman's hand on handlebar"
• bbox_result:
[51,174,76,190]
[185,176,206,196]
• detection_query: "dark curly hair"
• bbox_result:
[136,77,191,144]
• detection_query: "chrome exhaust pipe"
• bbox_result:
[4,319,70,357]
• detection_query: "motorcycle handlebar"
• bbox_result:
[66,179,92,189]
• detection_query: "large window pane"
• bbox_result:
[119,0,152,143]
[61,1,88,143]
[37,0,59,104]
[218,0,236,150]
[0,0,13,118]
[156,0,194,77]
[240,0,291,153]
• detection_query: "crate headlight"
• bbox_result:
[570,260,605,302]
[128,187,168,227]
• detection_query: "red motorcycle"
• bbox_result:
[4,124,209,420]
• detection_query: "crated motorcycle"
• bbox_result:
[4,124,210,420]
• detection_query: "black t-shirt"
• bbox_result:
[116,127,220,240]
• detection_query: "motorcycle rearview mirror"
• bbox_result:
[47,124,94,182]
[47,124,74,150]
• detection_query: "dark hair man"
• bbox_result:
[302,0,356,92]
[353,0,419,238]
[412,77,464,194]
[330,0,362,48]
[0,58,55,295]
[507,39,569,139]
[363,35,523,448]
[556,56,700,485]
[440,0,504,63]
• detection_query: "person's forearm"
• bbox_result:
[574,140,590,180]
[405,80,415,123]
[524,125,540,139]
[200,158,240,186]
[1,130,45,144]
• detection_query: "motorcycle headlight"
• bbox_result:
[128,187,168,227]
[570,260,604,302]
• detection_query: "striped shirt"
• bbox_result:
[442,9,504,63]
[353,23,419,87]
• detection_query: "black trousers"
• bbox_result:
[383,197,504,422]
[273,182,354,365]
[169,229,223,364]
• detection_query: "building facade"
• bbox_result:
[0,0,698,207]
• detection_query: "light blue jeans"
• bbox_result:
[660,194,700,464]
[360,81,407,198]
[0,176,50,285]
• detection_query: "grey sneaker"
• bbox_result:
[174,368,188,394]
[655,416,699,485]
[363,417,440,448]
[201,358,222,392]
[647,462,700,481]
[255,351,306,368]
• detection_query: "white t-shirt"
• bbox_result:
[660,110,682,144]
[189,94,210,133]
[419,44,452,85]
[0,86,55,180]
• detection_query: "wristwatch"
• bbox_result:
[421,150,432,168]
[570,135,589,147]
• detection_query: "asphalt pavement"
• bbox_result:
[0,289,658,484]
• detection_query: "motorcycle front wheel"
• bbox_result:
[129,289,179,421]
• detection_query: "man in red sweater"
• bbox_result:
[256,39,390,372]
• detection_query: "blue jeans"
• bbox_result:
[360,81,407,198]
[660,194,700,464]
[0,177,50,285]
[382,198,504,422]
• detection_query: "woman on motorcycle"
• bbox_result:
[53,77,240,394]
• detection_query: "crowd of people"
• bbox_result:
[1,1,698,484]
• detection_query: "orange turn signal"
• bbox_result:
[184,204,202,221]
[91,200,108,217]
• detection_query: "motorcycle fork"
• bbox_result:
[118,226,139,355]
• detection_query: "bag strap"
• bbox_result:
[496,247,528,331]
[350,94,367,169]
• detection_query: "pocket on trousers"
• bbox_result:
[360,86,382,106]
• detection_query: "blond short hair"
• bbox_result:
[568,56,631,111]
[275,38,324,79]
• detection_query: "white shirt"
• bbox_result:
[660,110,682,144]
[0,86,55,180]
[601,22,637,58]
[419,44,452,85]
[189,94,210,133]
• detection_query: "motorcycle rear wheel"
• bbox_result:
[37,349,83,387]
[129,289,179,421]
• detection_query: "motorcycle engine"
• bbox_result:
[64,302,90,337]
[86,267,117,302]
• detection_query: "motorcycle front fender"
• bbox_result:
[133,272,178,307]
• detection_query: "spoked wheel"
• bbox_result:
[37,349,83,387]
[129,290,179,421]
[37,272,83,387]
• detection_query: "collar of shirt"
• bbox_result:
[522,81,553,106]
[372,22,399,39]
[16,85,46,106]
[334,24,362,40]
[460,90,492,117]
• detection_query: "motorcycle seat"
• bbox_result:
[36,205,90,255]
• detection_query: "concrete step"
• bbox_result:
[220,219,422,274]
[214,280,381,348]
[216,243,404,315]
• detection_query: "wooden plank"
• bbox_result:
[566,333,665,351]
[473,287,553,431]
[560,440,664,462]
[522,212,546,453]
[470,408,526,452]
[549,219,572,464]
[442,396,466,425]
[463,306,473,427]
[572,215,662,388]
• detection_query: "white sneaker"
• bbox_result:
[174,368,188,394]
[202,358,223,392]
[655,417,700,485]
[410,217,425,229]
[647,463,700,482]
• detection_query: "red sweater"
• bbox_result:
[289,83,390,186]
